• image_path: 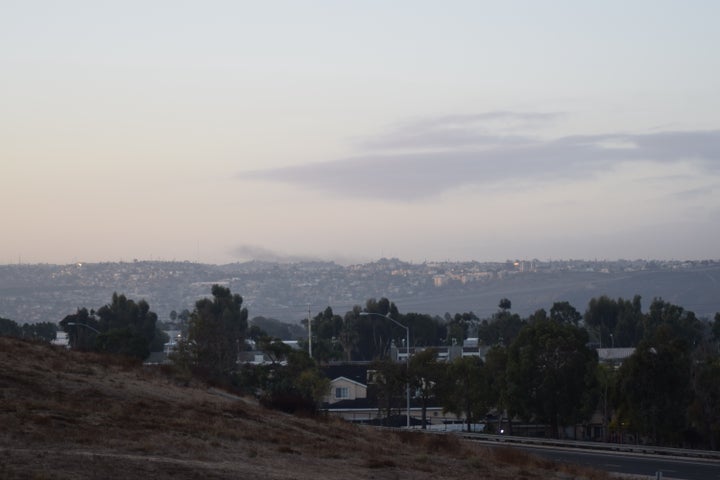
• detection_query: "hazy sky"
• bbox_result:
[3,1,719,265]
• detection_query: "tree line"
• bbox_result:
[59,292,168,359]
[4,284,717,449]
[304,295,719,449]
[0,316,57,342]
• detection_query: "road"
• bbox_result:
[507,444,720,480]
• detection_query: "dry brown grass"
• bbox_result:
[0,337,615,480]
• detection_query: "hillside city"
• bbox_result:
[2,258,719,326]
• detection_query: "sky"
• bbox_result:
[2,1,719,265]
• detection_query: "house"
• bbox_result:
[320,362,464,427]
[327,376,367,404]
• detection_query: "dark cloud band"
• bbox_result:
[240,113,720,201]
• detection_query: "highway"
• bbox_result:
[456,431,720,480]
[488,443,720,480]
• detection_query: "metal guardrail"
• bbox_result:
[455,432,720,461]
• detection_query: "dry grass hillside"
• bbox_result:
[1,337,613,480]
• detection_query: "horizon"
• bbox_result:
[3,2,719,265]
[2,255,718,268]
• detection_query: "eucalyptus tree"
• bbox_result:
[308,306,344,363]
[689,351,720,450]
[484,345,510,433]
[94,293,159,359]
[643,298,703,347]
[369,357,406,425]
[549,301,582,326]
[439,356,491,432]
[477,301,524,347]
[408,348,442,428]
[184,284,248,380]
[585,295,644,347]
[615,325,693,445]
[351,298,400,361]
[506,319,598,438]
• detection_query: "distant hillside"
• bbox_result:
[0,337,611,479]
[397,266,720,319]
[1,260,718,327]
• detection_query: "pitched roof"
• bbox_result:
[330,376,367,388]
[321,363,369,385]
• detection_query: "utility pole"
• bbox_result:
[307,304,312,359]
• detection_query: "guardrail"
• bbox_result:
[455,432,720,461]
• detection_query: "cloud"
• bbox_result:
[357,111,563,151]
[672,185,719,200]
[239,112,720,201]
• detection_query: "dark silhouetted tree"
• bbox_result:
[60,308,101,351]
[615,326,693,445]
[550,301,582,325]
[184,285,248,380]
[93,293,159,359]
[439,356,490,432]
[409,348,442,428]
[507,320,598,438]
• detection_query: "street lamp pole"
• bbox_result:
[65,321,101,348]
[360,312,410,428]
[66,322,101,334]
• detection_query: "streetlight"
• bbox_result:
[66,322,101,334]
[359,312,411,428]
[65,322,101,349]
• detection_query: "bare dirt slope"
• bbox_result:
[0,337,611,479]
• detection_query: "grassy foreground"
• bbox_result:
[0,337,614,479]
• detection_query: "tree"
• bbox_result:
[0,317,21,338]
[308,307,344,363]
[713,313,720,344]
[369,357,406,425]
[439,356,490,432]
[59,294,159,359]
[256,349,330,414]
[1,318,58,343]
[643,298,703,347]
[184,285,249,381]
[615,326,693,445]
[60,308,101,351]
[484,345,510,433]
[149,329,169,353]
[351,298,400,361]
[498,298,512,311]
[613,295,644,347]
[445,313,471,346]
[21,322,58,342]
[688,352,720,450]
[584,295,620,347]
[403,312,446,347]
[251,316,305,340]
[93,293,159,359]
[596,362,617,442]
[506,319,598,438]
[550,301,582,326]
[477,306,524,347]
[338,312,359,362]
[258,336,292,364]
[526,308,548,324]
[584,295,644,348]
[408,348,442,428]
